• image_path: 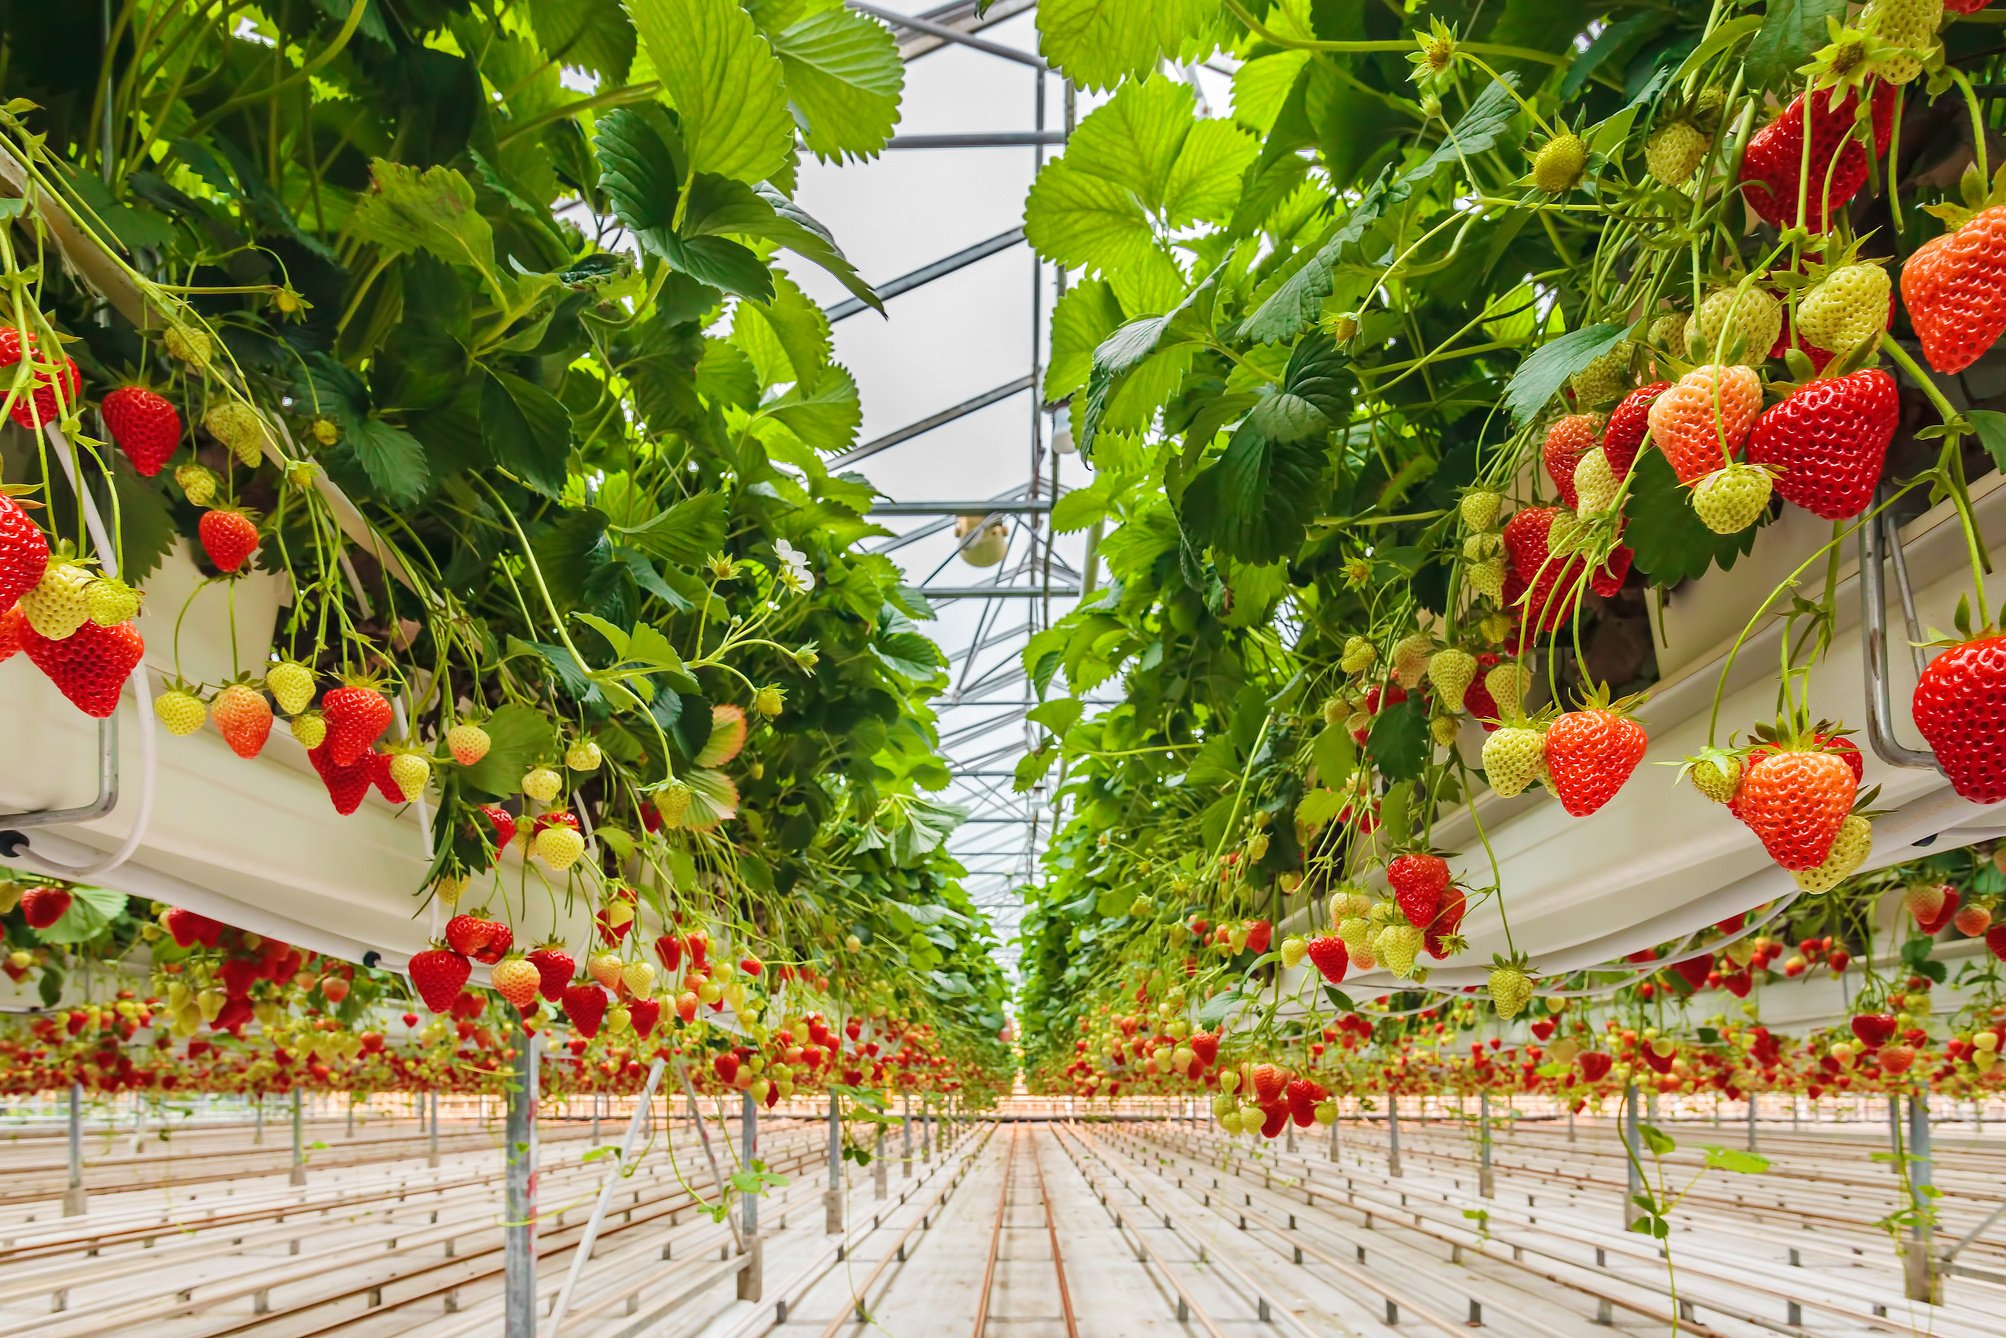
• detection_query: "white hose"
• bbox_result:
[29,425,155,879]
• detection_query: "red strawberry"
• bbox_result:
[22,618,142,717]
[307,741,374,814]
[1912,634,2006,803]
[629,996,662,1038]
[1543,704,1648,816]
[162,907,222,947]
[198,509,259,574]
[101,386,182,476]
[1189,1031,1220,1066]
[1740,81,1895,232]
[210,682,273,759]
[0,605,24,661]
[322,683,392,766]
[1542,413,1602,509]
[1734,749,1856,870]
[7,352,81,432]
[1259,1103,1289,1139]
[1745,370,1896,520]
[653,933,683,973]
[563,982,608,1038]
[0,485,49,617]
[1602,382,1668,478]
[1850,1012,1897,1048]
[1502,506,1586,633]
[1304,935,1349,983]
[1591,544,1633,598]
[1671,955,1713,990]
[1578,1051,1613,1082]
[409,946,472,1014]
[445,913,498,960]
[1387,851,1450,928]
[1425,883,1467,958]
[1902,204,2006,373]
[1286,1077,1322,1127]
[478,803,517,851]
[1986,923,2006,962]
[21,886,71,929]
[527,945,575,1002]
[1244,919,1272,954]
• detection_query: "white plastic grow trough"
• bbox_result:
[0,652,601,974]
[1304,475,2006,995]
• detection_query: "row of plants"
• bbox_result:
[0,1,1012,1092]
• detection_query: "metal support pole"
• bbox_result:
[345,1096,355,1139]
[253,1095,263,1146]
[289,1088,306,1187]
[547,1057,663,1335]
[1567,1104,1576,1144]
[1622,1085,1643,1230]
[1387,1095,1403,1177]
[503,1035,539,1338]
[902,1093,914,1176]
[1906,1092,1940,1302]
[428,1091,440,1168]
[1478,1093,1494,1199]
[874,1123,889,1199]
[1747,1095,1758,1152]
[738,1088,764,1301]
[1328,1108,1340,1161]
[62,1082,86,1216]
[592,1093,601,1143]
[824,1091,844,1234]
[923,1097,934,1162]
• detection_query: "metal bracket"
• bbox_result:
[1858,500,1945,773]
[0,713,119,831]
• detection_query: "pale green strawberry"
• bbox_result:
[1431,713,1461,747]
[1392,633,1433,689]
[290,710,327,749]
[1489,961,1534,1019]
[1692,463,1773,535]
[1340,635,1376,674]
[202,401,267,468]
[1460,490,1503,531]
[1794,813,1873,893]
[154,687,207,737]
[1861,0,1943,83]
[1645,119,1707,187]
[1695,287,1781,367]
[265,660,316,716]
[85,578,139,627]
[1482,725,1546,797]
[20,562,93,640]
[1685,747,1742,804]
[566,739,603,771]
[1429,647,1478,713]
[175,462,217,506]
[389,752,431,802]
[1797,263,1891,355]
[1465,556,1506,599]
[1280,935,1308,969]
[521,765,562,803]
[1335,915,1374,962]
[1573,447,1618,514]
[1377,923,1424,978]
[163,324,211,369]
[1569,343,1631,408]
[1485,662,1530,716]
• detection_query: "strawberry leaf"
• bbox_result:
[1624,451,1759,583]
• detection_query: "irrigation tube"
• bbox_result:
[546,1056,667,1336]
[14,424,157,879]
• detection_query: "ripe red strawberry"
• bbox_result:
[1544,703,1647,816]
[21,886,71,929]
[198,508,259,574]
[1259,1103,1289,1139]
[1285,1077,1323,1127]
[1912,634,2006,803]
[1987,923,2006,962]
[1903,204,2006,373]
[1426,883,1468,958]
[1304,934,1349,983]
[0,605,23,661]
[1502,506,1586,633]
[445,913,502,961]
[1734,749,1857,870]
[653,933,683,973]
[101,386,182,476]
[210,682,274,759]
[1387,851,1450,928]
[1247,1062,1287,1106]
[1591,543,1633,598]
[7,352,81,432]
[307,741,374,815]
[1745,370,1896,520]
[1578,1051,1613,1082]
[1189,1031,1220,1065]
[409,945,472,1013]
[1740,81,1895,232]
[1542,413,1602,509]
[1602,382,1668,478]
[162,907,223,947]
[563,982,608,1038]
[1850,1012,1897,1047]
[629,996,662,1038]
[0,484,49,617]
[527,944,575,1002]
[477,803,517,851]
[22,618,142,717]
[321,682,392,766]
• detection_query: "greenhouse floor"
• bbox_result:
[1,1104,2001,1336]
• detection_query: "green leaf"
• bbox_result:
[350,161,504,300]
[1024,157,1179,287]
[1639,1122,1677,1156]
[1366,697,1430,784]
[1064,76,1200,207]
[1311,724,1356,787]
[1035,0,1214,91]
[1297,787,1344,830]
[345,417,432,505]
[1624,451,1758,583]
[525,0,637,82]
[680,176,881,313]
[1390,75,1520,204]
[771,8,904,162]
[765,363,861,450]
[1970,410,2006,472]
[1247,334,1347,442]
[460,704,560,797]
[480,367,573,496]
[627,0,795,185]
[1701,1145,1770,1175]
[1180,420,1324,563]
[1502,322,1628,426]
[1044,280,1127,402]
[1744,0,1846,91]
[1162,119,1259,227]
[1237,177,1388,344]
[1080,269,1218,454]
[613,491,728,567]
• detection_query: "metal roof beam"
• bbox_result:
[825,226,1025,323]
[830,375,1033,468]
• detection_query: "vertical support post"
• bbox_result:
[345,1095,355,1139]
[873,1123,889,1199]
[902,1093,913,1177]
[1478,1092,1494,1199]
[1567,1103,1576,1145]
[503,1035,538,1338]
[548,1057,664,1335]
[1622,1085,1643,1230]
[923,1096,934,1162]
[824,1090,844,1234]
[253,1095,264,1146]
[738,1088,764,1302]
[428,1091,440,1168]
[62,1082,86,1216]
[1905,1091,1939,1303]
[1387,1094,1403,1178]
[592,1092,601,1144]
[289,1087,306,1187]
[1747,1094,1758,1152]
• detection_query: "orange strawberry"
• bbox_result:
[1647,365,1762,484]
[1247,1062,1287,1106]
[209,681,274,759]
[1734,749,1857,870]
[1544,700,1647,816]
[1904,204,2006,372]
[1542,413,1602,509]
[491,956,541,1011]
